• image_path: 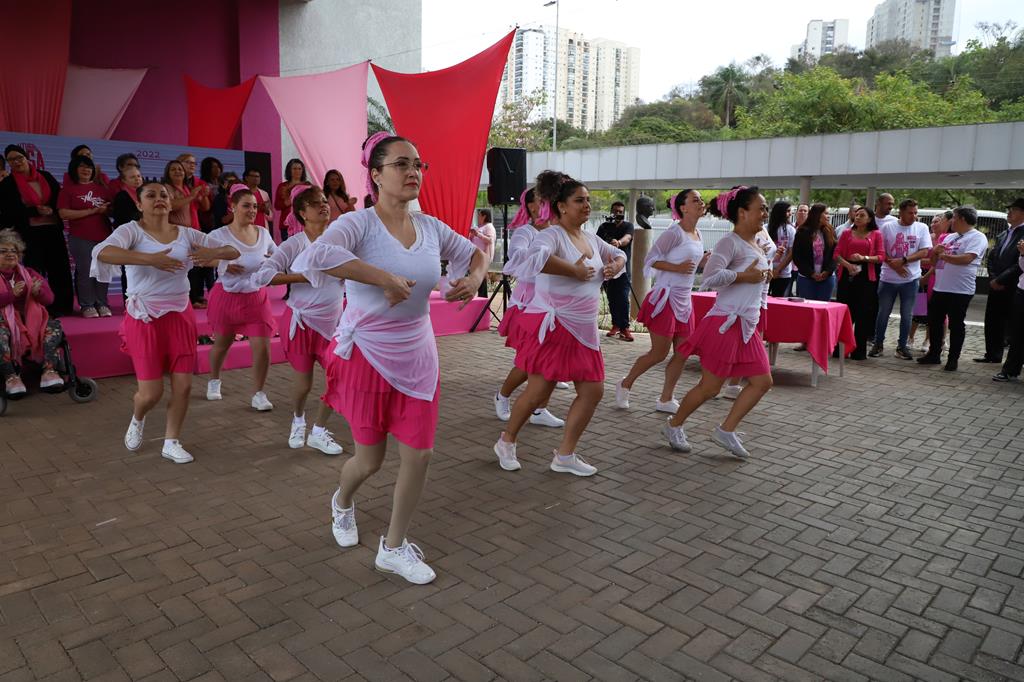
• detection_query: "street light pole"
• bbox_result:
[544,0,559,151]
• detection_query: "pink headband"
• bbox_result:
[289,182,311,203]
[228,183,249,196]
[507,187,533,229]
[362,131,393,199]
[716,186,746,219]
[669,192,683,221]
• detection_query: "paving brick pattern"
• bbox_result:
[2,322,1022,681]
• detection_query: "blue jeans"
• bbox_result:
[873,280,918,349]
[795,273,835,301]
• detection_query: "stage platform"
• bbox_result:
[61,287,490,379]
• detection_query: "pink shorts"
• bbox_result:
[120,307,197,380]
[676,314,771,378]
[322,341,439,449]
[637,294,694,340]
[513,312,604,383]
[206,283,276,337]
[279,307,331,373]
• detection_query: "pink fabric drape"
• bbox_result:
[259,64,368,202]
[0,0,72,134]
[373,31,515,236]
[185,76,257,149]
[58,65,148,139]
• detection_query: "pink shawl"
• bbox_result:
[1,265,49,362]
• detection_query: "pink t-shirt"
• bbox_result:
[812,234,824,273]
[57,182,111,241]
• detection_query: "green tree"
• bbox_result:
[488,90,549,150]
[734,67,861,137]
[368,97,392,135]
[698,63,751,128]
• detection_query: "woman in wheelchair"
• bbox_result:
[0,229,65,396]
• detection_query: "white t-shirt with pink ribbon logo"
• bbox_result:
[879,220,932,284]
[933,229,988,296]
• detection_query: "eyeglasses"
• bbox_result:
[5,154,26,164]
[0,248,20,255]
[381,160,428,173]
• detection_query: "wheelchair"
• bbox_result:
[0,333,98,416]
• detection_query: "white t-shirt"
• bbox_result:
[207,226,276,293]
[770,224,797,277]
[933,229,988,296]
[879,220,932,283]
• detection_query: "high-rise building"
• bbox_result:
[496,26,640,133]
[791,19,850,60]
[866,0,956,56]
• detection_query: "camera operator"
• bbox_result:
[597,201,635,340]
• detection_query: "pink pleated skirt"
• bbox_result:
[637,294,694,340]
[513,312,604,383]
[322,341,440,449]
[676,314,771,378]
[119,307,197,380]
[497,305,529,351]
[279,306,331,373]
[206,283,276,337]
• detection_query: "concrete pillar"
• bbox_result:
[866,187,877,208]
[626,189,640,224]
[799,176,812,205]
[630,228,651,320]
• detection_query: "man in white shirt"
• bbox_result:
[873,193,896,230]
[916,206,988,372]
[469,208,496,297]
[869,198,932,360]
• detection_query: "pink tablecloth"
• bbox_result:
[691,293,856,374]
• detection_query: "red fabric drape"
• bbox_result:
[373,31,515,236]
[185,76,257,149]
[0,0,71,134]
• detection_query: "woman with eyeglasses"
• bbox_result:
[91,181,240,464]
[292,133,488,585]
[251,186,345,456]
[0,145,74,316]
[275,159,308,242]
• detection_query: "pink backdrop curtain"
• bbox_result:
[372,31,515,236]
[0,0,72,134]
[259,63,369,199]
[185,76,257,149]
[58,65,148,139]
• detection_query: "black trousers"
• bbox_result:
[478,278,489,299]
[189,267,216,303]
[1001,289,1024,376]
[928,291,972,361]
[769,276,792,298]
[604,272,631,330]
[983,285,1015,361]
[15,224,74,316]
[836,270,878,358]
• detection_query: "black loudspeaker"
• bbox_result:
[486,147,527,205]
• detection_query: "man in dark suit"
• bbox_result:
[975,198,1024,363]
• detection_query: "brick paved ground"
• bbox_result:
[2,321,1022,681]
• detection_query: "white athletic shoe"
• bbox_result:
[307,429,343,455]
[663,420,691,452]
[721,384,743,401]
[161,440,194,464]
[712,426,750,460]
[124,417,145,451]
[655,398,680,413]
[330,490,358,548]
[529,408,565,427]
[614,379,630,409]
[549,451,598,477]
[494,390,511,421]
[288,421,306,449]
[251,391,273,411]
[555,381,571,389]
[375,537,436,585]
[493,437,522,471]
[206,379,222,401]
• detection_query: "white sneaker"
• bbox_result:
[494,390,511,421]
[663,420,691,452]
[206,379,222,401]
[549,451,597,477]
[251,391,273,411]
[529,408,565,427]
[712,426,750,460]
[655,398,680,413]
[288,421,306,448]
[330,490,358,548]
[124,417,145,451]
[375,537,436,585]
[39,370,63,389]
[614,379,630,409]
[555,381,571,389]
[493,437,522,471]
[721,384,743,401]
[307,429,343,455]
[161,440,194,464]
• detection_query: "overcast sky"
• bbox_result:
[422,0,1022,102]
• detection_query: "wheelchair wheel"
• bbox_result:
[70,377,98,403]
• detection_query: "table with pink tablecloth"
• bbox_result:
[690,292,856,386]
